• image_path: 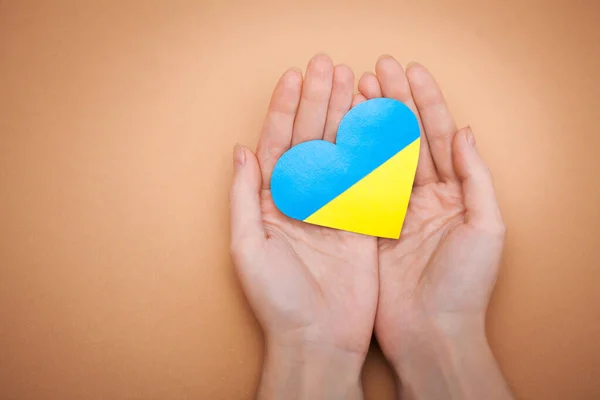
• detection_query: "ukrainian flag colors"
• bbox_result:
[304,139,419,238]
[271,98,420,239]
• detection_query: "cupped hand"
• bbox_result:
[229,54,378,399]
[356,56,509,398]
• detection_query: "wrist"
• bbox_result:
[258,340,365,400]
[389,313,487,370]
[389,316,511,400]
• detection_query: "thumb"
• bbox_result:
[229,144,266,260]
[452,127,505,234]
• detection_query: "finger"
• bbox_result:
[292,54,334,145]
[230,145,266,261]
[256,68,303,189]
[375,55,437,186]
[323,64,354,143]
[453,127,505,234]
[357,72,382,99]
[406,62,458,182]
[352,93,366,108]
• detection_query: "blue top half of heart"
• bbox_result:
[270,98,420,221]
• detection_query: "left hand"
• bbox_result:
[229,54,378,399]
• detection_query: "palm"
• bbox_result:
[353,57,505,364]
[376,179,467,343]
[257,189,377,353]
[379,179,500,313]
[230,55,378,357]
[378,181,464,312]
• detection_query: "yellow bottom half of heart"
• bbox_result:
[303,139,420,239]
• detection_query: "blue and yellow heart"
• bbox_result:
[271,98,420,239]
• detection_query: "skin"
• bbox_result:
[230,55,377,399]
[230,53,513,399]
[358,56,513,399]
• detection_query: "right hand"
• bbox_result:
[355,56,511,399]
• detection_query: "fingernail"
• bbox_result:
[466,126,476,148]
[233,144,246,168]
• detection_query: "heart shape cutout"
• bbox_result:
[271,98,420,239]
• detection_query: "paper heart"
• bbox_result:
[271,98,420,239]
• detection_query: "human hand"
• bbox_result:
[355,56,512,399]
[229,55,378,400]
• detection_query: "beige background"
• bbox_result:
[1,0,599,399]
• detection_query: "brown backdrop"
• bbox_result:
[1,1,599,399]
